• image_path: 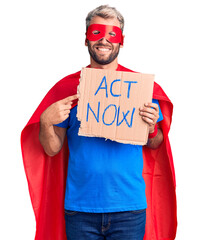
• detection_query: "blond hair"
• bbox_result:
[86,5,124,32]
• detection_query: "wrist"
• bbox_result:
[40,113,53,128]
[149,124,158,139]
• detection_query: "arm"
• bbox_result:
[139,102,163,149]
[147,124,163,149]
[39,94,78,156]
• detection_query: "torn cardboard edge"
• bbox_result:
[77,67,154,145]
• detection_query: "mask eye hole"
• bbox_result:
[109,32,116,37]
[92,30,100,35]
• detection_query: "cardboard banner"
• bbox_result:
[77,68,154,145]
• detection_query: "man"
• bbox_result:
[21,5,177,240]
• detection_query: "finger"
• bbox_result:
[140,107,155,115]
[140,112,157,125]
[139,107,159,120]
[62,94,79,104]
[63,109,71,115]
[64,114,69,120]
[139,111,155,120]
[58,110,70,122]
[57,103,72,111]
[142,116,155,125]
[144,103,159,112]
[64,111,70,118]
[139,107,158,117]
[140,107,159,116]
[63,102,72,109]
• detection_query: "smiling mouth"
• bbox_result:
[96,47,111,52]
[95,44,112,53]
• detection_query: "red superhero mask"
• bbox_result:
[86,24,124,45]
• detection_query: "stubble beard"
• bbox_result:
[87,41,120,65]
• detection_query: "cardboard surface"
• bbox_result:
[77,68,154,145]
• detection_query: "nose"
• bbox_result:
[99,37,110,44]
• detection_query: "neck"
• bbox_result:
[90,58,118,70]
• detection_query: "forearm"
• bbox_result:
[39,121,63,157]
[147,127,163,149]
[38,95,77,156]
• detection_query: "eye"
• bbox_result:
[92,30,100,35]
[109,32,116,37]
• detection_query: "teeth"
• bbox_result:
[98,48,110,52]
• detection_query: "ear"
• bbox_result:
[120,34,125,48]
[85,38,88,46]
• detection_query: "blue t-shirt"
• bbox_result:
[56,99,163,213]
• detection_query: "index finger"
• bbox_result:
[62,94,79,104]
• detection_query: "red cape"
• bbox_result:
[21,65,177,240]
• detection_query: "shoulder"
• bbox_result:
[54,70,81,89]
[153,82,172,103]
[50,70,81,100]
[119,64,172,105]
[117,64,137,73]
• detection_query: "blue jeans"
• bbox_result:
[64,209,146,240]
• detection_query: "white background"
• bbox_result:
[1,0,197,239]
